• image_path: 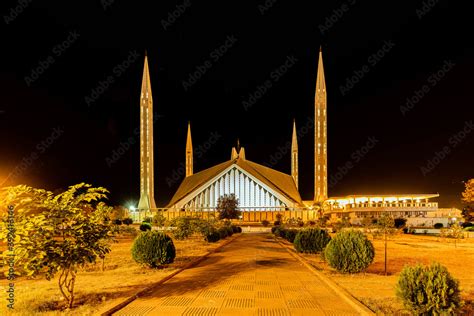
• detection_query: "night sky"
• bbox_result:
[0,1,472,208]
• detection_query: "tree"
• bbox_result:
[376,212,396,276]
[0,183,116,309]
[461,179,474,221]
[217,194,241,220]
[110,206,129,220]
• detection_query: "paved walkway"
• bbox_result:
[115,233,361,315]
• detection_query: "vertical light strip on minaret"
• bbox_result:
[291,119,298,189]
[186,122,193,177]
[138,52,157,211]
[314,47,327,203]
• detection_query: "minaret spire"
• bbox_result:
[138,54,157,211]
[314,48,328,203]
[186,122,193,177]
[291,119,299,189]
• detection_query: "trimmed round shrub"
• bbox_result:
[274,221,281,226]
[226,226,234,237]
[113,219,123,225]
[284,229,299,243]
[235,226,242,233]
[462,222,473,228]
[139,222,152,231]
[205,231,221,243]
[123,218,133,225]
[231,225,239,233]
[131,231,176,268]
[143,217,152,223]
[434,223,444,229]
[273,226,282,236]
[324,230,374,273]
[294,228,331,253]
[218,227,229,239]
[278,228,287,238]
[261,220,270,227]
[397,262,462,315]
[271,226,278,234]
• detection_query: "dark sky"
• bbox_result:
[0,0,472,208]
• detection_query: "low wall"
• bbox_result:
[135,210,318,223]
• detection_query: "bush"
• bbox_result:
[284,229,299,243]
[394,218,407,228]
[271,226,279,234]
[139,222,152,231]
[152,213,167,226]
[462,222,473,228]
[143,217,152,223]
[131,231,176,268]
[218,227,229,239]
[294,228,331,253]
[123,218,133,225]
[205,231,220,243]
[396,262,462,315]
[226,226,234,237]
[278,228,287,238]
[464,226,474,231]
[324,230,374,273]
[261,220,270,227]
[307,220,316,226]
[434,223,444,229]
[274,221,281,226]
[231,225,242,233]
[170,217,197,240]
[113,219,123,225]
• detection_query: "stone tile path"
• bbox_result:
[115,233,362,315]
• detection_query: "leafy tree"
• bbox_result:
[152,212,167,227]
[461,179,474,221]
[376,212,396,275]
[217,194,241,220]
[0,183,116,309]
[110,206,129,220]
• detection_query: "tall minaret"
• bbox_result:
[314,47,328,203]
[291,119,298,189]
[185,122,193,177]
[138,53,157,211]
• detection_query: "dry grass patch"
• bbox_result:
[0,233,230,315]
[301,233,474,315]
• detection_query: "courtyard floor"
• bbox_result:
[114,233,366,315]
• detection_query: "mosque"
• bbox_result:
[135,50,458,224]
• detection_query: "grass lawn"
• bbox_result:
[300,233,474,315]
[0,230,231,315]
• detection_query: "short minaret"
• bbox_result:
[185,122,193,177]
[291,119,298,189]
[314,47,328,203]
[231,147,238,160]
[138,53,157,211]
